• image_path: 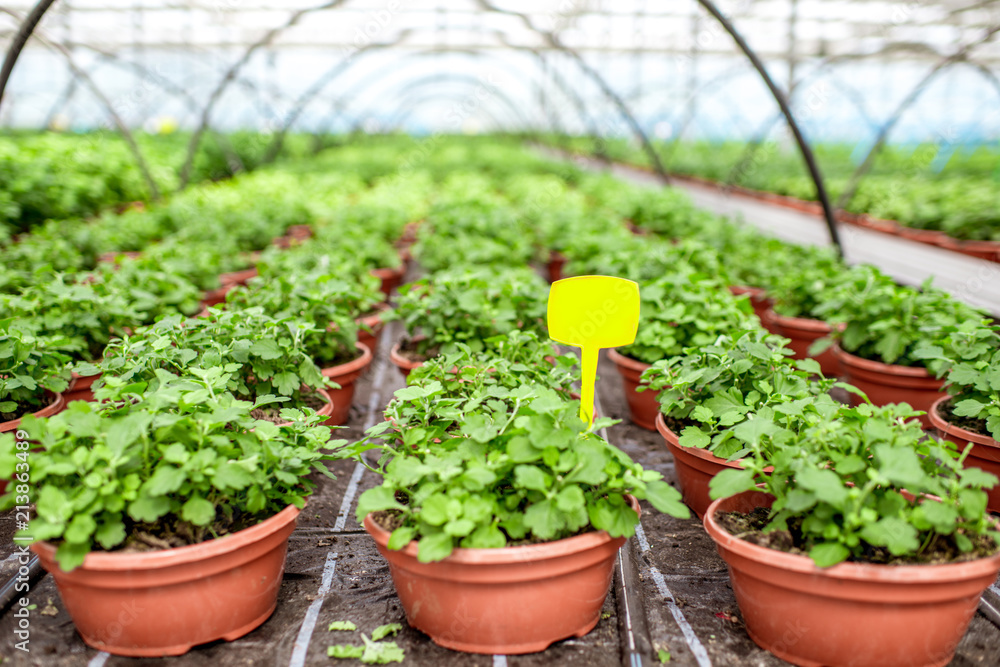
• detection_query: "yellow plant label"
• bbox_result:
[547,276,640,427]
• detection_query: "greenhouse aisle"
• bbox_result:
[542,149,1000,318]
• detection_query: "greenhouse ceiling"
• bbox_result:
[1,0,999,142]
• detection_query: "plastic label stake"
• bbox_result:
[547,276,640,427]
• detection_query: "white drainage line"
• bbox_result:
[492,655,508,667]
[87,652,110,667]
[332,325,392,533]
[289,551,339,667]
[592,391,712,667]
[634,524,712,667]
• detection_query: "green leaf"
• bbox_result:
[356,486,405,523]
[128,494,171,523]
[677,426,710,449]
[360,638,405,664]
[954,399,987,418]
[328,620,358,631]
[143,465,186,495]
[250,339,281,359]
[808,542,850,567]
[94,519,126,549]
[860,516,920,555]
[796,467,847,506]
[587,497,637,538]
[387,526,417,550]
[644,480,690,519]
[416,532,454,563]
[64,515,96,544]
[708,469,757,501]
[371,623,402,641]
[514,465,549,492]
[181,496,216,526]
[212,462,254,490]
[328,644,364,658]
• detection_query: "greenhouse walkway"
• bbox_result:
[539,148,1000,318]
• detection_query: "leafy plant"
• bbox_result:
[768,249,849,320]
[93,309,330,410]
[641,329,842,460]
[1,369,343,571]
[348,350,689,563]
[619,267,757,365]
[389,266,548,360]
[0,320,71,421]
[813,267,983,368]
[917,319,1000,440]
[225,269,362,368]
[709,403,1000,567]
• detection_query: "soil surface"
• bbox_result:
[0,275,997,666]
[397,337,437,363]
[717,506,1000,566]
[938,399,994,440]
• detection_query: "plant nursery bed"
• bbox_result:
[0,332,997,666]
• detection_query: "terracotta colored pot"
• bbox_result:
[655,413,743,519]
[607,348,657,431]
[389,341,425,380]
[363,495,638,654]
[928,396,1000,513]
[356,303,390,355]
[371,265,405,298]
[957,240,1000,263]
[220,267,257,287]
[896,226,952,246]
[546,251,566,283]
[0,392,63,434]
[319,343,373,426]
[704,490,1000,667]
[854,215,900,234]
[274,388,333,428]
[761,309,839,378]
[33,504,299,657]
[65,372,101,403]
[97,250,142,265]
[286,224,312,241]
[832,344,945,428]
[728,285,771,321]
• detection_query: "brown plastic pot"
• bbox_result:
[389,341,425,380]
[274,388,333,428]
[832,344,944,428]
[319,343,373,426]
[761,309,839,378]
[363,495,638,654]
[371,265,405,298]
[0,392,63,434]
[957,240,1000,263]
[607,348,657,431]
[65,372,101,403]
[356,303,390,355]
[33,504,299,657]
[928,396,1000,513]
[704,490,1000,667]
[546,251,567,283]
[655,413,744,519]
[728,285,771,321]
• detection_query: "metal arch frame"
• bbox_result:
[381,89,523,132]
[834,25,1000,211]
[352,74,539,132]
[475,0,672,184]
[303,46,592,140]
[0,5,160,200]
[37,41,251,173]
[289,46,599,150]
[723,48,1000,194]
[692,0,841,251]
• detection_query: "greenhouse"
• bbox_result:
[2,0,1000,665]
